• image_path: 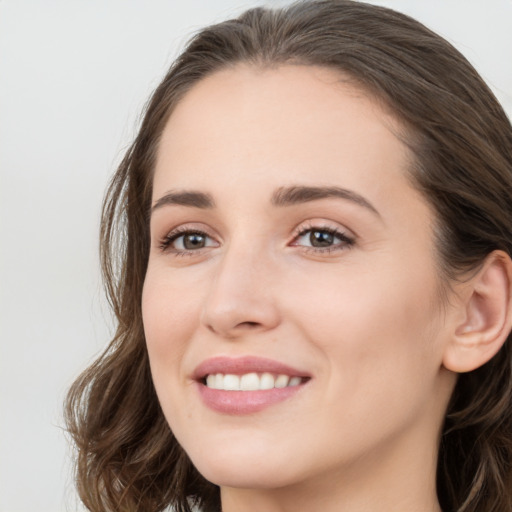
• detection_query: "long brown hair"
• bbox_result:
[65,1,512,511]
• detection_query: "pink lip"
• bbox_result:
[192,356,311,415]
[193,355,310,380]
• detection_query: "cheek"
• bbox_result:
[279,264,446,467]
[287,254,443,398]
[141,268,210,438]
[142,269,201,379]
[289,253,438,340]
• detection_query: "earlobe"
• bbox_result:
[443,250,512,373]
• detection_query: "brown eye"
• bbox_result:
[309,230,335,247]
[293,227,355,252]
[182,233,207,250]
[160,229,218,253]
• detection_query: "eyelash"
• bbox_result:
[158,224,355,256]
[291,224,355,254]
[158,227,216,257]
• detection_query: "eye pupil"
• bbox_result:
[183,233,205,249]
[310,230,334,247]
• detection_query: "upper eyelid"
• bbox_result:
[295,224,347,235]
[157,222,219,240]
[292,219,356,239]
[160,221,351,238]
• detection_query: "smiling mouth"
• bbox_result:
[194,357,311,414]
[203,372,308,391]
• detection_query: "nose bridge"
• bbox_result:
[201,232,280,337]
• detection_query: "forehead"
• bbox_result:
[153,64,413,206]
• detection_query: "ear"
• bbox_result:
[443,250,512,373]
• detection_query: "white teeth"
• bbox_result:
[260,372,275,389]
[206,374,216,389]
[289,376,301,387]
[275,374,289,388]
[204,372,303,391]
[240,373,260,391]
[223,374,240,390]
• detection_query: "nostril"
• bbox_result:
[238,321,261,328]
[206,320,263,338]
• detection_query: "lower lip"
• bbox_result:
[197,382,306,414]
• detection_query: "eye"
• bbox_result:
[159,229,218,254]
[292,226,355,252]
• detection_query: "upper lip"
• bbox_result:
[193,356,311,381]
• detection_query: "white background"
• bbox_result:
[1,1,511,511]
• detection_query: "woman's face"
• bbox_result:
[142,65,457,491]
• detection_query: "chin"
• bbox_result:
[195,460,295,490]
[184,438,302,490]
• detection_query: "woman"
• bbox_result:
[65,1,512,511]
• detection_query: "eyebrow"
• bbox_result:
[151,185,380,217]
[271,185,380,216]
[151,190,215,212]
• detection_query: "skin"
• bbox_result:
[142,65,461,512]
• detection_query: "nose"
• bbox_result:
[200,243,281,339]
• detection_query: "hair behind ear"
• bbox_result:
[438,337,512,511]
